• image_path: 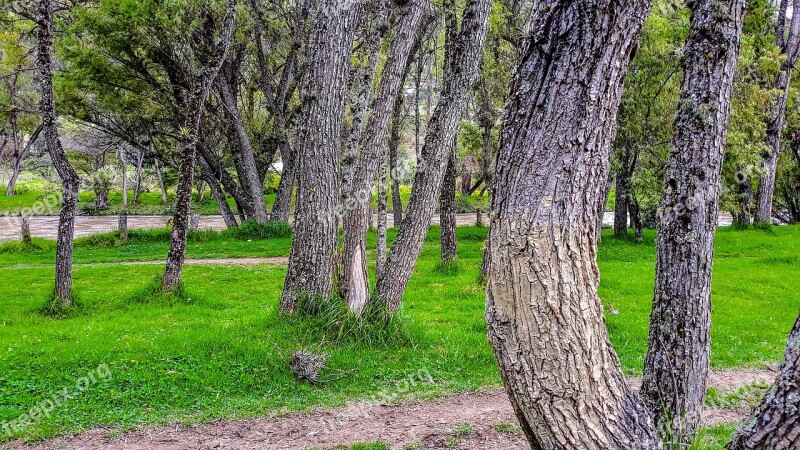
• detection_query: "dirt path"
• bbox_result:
[7,368,774,450]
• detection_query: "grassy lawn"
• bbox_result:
[0,225,798,445]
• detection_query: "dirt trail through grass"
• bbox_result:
[7,368,775,450]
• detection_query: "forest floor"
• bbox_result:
[5,369,778,450]
[1,226,798,449]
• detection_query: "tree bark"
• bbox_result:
[118,215,128,240]
[280,0,364,313]
[340,0,426,313]
[5,125,42,197]
[377,0,492,312]
[641,0,744,445]
[154,155,169,204]
[162,1,236,293]
[754,0,800,224]
[735,174,753,226]
[377,154,388,280]
[484,1,660,449]
[727,314,800,450]
[198,156,238,229]
[440,146,458,263]
[218,72,269,224]
[389,91,404,227]
[37,0,81,307]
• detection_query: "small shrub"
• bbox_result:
[225,220,292,240]
[126,277,196,306]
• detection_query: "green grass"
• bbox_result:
[0,225,798,443]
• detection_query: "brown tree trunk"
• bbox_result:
[162,1,236,293]
[641,0,744,445]
[218,72,269,224]
[727,314,800,450]
[439,146,458,263]
[280,1,363,313]
[377,155,388,280]
[378,0,491,312]
[754,0,800,224]
[484,1,660,449]
[340,0,426,313]
[37,0,81,308]
[389,92,404,227]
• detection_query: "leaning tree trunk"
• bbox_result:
[378,0,492,312]
[388,92,404,227]
[219,73,269,224]
[162,1,236,293]
[198,157,238,229]
[280,0,363,313]
[5,125,42,197]
[340,0,426,313]
[154,156,169,204]
[727,314,800,450]
[641,0,744,445]
[484,1,661,449]
[754,0,800,224]
[36,0,81,308]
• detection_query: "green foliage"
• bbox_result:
[126,277,195,306]
[224,220,292,240]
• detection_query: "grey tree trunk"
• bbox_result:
[439,146,458,263]
[388,92,404,227]
[5,125,42,197]
[727,314,800,450]
[340,0,426,313]
[153,154,169,204]
[162,1,236,293]
[21,216,31,245]
[735,175,753,226]
[377,155,388,279]
[641,0,744,445]
[37,0,81,308]
[118,215,128,240]
[134,151,144,204]
[754,0,800,224]
[280,1,364,313]
[218,73,269,224]
[198,157,238,229]
[378,0,492,312]
[484,1,661,449]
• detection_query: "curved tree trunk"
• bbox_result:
[340,0,426,313]
[754,0,800,224]
[280,0,364,313]
[727,314,800,450]
[484,1,660,449]
[378,0,492,312]
[641,0,744,445]
[37,0,81,308]
[162,1,236,293]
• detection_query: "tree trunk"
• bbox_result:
[641,0,744,445]
[440,146,458,263]
[378,0,491,312]
[629,191,643,243]
[377,155,388,280]
[340,0,426,313]
[198,157,238,229]
[120,150,128,208]
[134,150,144,204]
[154,157,169,204]
[727,314,800,450]
[21,217,31,245]
[484,1,660,449]
[271,142,294,223]
[599,171,614,241]
[754,0,800,224]
[280,1,363,313]
[219,73,269,224]
[389,91,404,227]
[735,174,753,226]
[37,0,81,308]
[118,215,128,240]
[5,125,42,197]
[162,1,236,293]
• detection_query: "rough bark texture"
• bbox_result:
[162,1,236,293]
[484,1,661,449]
[218,73,269,224]
[439,146,458,263]
[388,92,404,227]
[340,0,426,313]
[37,0,81,307]
[118,215,128,240]
[735,174,753,226]
[280,1,363,313]
[754,0,800,224]
[21,216,31,244]
[378,0,491,312]
[377,155,388,279]
[641,0,744,444]
[727,314,800,450]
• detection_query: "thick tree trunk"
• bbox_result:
[378,0,491,312]
[162,1,236,293]
[641,0,744,445]
[340,0,426,313]
[754,0,800,224]
[439,146,458,263]
[37,0,81,308]
[484,1,660,449]
[727,314,800,450]
[280,1,363,313]
[219,73,269,224]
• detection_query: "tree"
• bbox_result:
[640,0,745,444]
[377,0,492,312]
[162,0,237,292]
[754,0,800,223]
[727,313,800,450]
[438,0,459,264]
[484,0,661,448]
[280,0,364,313]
